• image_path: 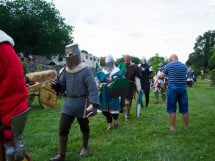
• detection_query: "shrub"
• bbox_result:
[210,69,215,87]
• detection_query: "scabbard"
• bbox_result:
[83,98,88,118]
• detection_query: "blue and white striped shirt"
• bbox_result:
[163,61,187,87]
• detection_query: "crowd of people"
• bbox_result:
[0,29,190,161]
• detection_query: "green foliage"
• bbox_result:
[22,60,28,74]
[116,56,140,65]
[0,0,73,57]
[186,30,215,72]
[210,69,215,87]
[208,47,215,69]
[24,80,215,161]
[131,56,141,64]
[81,50,89,54]
[148,53,167,73]
[115,57,123,65]
[99,57,105,67]
[187,65,201,79]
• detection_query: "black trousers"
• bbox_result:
[102,111,119,123]
[143,89,150,106]
[59,113,89,136]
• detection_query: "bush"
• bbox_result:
[210,69,215,87]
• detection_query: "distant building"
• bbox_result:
[80,51,100,69]
[39,52,100,74]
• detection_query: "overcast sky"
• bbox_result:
[49,0,215,63]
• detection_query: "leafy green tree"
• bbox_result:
[81,50,89,55]
[208,47,215,69]
[116,56,140,65]
[0,0,73,57]
[210,69,215,87]
[148,53,167,73]
[186,30,215,72]
[186,51,204,68]
[100,57,105,67]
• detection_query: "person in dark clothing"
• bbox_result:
[139,56,153,107]
[123,55,142,121]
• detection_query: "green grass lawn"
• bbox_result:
[24,79,215,161]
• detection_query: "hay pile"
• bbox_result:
[26,70,57,83]
[28,82,40,94]
[39,81,57,108]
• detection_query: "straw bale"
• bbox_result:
[28,82,41,94]
[39,81,57,108]
[26,70,57,83]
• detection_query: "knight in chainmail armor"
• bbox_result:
[50,43,100,161]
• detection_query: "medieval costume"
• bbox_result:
[139,57,153,107]
[50,43,100,161]
[123,55,142,120]
[96,55,122,130]
[153,63,167,103]
[0,30,30,161]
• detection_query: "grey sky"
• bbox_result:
[50,0,215,63]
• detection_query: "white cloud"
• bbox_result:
[49,0,215,63]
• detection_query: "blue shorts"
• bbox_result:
[166,86,188,114]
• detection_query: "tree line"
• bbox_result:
[0,0,73,57]
[0,0,214,85]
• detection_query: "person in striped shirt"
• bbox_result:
[159,54,189,131]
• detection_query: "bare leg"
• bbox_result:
[183,114,189,129]
[169,113,176,131]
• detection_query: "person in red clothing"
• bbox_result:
[0,30,31,161]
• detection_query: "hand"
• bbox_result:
[51,79,62,93]
[85,104,98,118]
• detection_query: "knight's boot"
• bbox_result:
[80,133,89,156]
[124,99,130,121]
[124,109,130,121]
[155,92,159,103]
[161,89,166,102]
[6,108,29,161]
[107,123,112,130]
[49,136,68,161]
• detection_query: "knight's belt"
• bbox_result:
[66,94,88,98]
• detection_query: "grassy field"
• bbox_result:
[24,79,215,161]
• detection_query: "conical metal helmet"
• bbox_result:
[105,55,115,71]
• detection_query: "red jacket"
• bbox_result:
[0,42,28,143]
